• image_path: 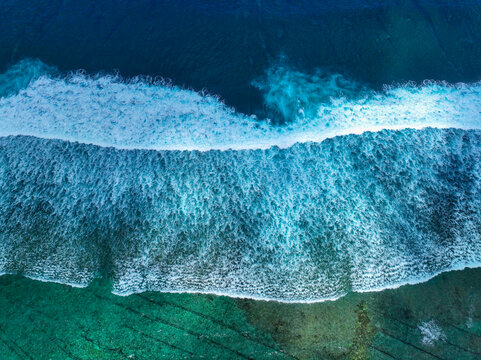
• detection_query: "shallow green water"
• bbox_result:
[1,2,481,359]
[0,268,480,359]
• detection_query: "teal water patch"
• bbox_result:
[0,58,56,98]
[0,275,287,359]
[0,268,480,359]
[252,64,368,122]
[1,128,481,301]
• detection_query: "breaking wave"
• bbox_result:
[1,129,481,301]
[1,59,481,150]
[1,60,481,301]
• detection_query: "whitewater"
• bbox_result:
[1,59,481,151]
[1,59,481,302]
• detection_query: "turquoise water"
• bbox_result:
[1,0,481,358]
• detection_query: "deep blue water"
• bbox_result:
[1,0,481,301]
[2,0,481,119]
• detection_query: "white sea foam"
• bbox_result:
[1,59,481,150]
[2,60,481,302]
[1,129,481,302]
[419,320,446,345]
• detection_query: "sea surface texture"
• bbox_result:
[1,128,481,301]
[1,0,481,303]
[2,0,481,358]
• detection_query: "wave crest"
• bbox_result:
[1,59,481,150]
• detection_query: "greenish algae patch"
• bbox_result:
[238,268,481,360]
[0,268,481,359]
[348,301,376,360]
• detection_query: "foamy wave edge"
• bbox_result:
[2,59,481,151]
[2,262,480,304]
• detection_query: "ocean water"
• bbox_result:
[1,0,481,358]
[3,59,481,151]
[0,127,481,302]
[3,0,481,117]
[1,268,480,359]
